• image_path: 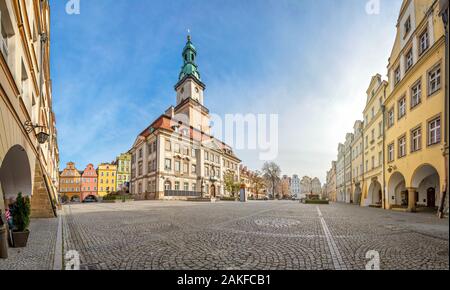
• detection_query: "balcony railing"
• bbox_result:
[164,190,201,197]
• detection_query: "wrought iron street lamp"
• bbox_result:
[24,120,49,144]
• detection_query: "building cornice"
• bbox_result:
[174,75,206,91]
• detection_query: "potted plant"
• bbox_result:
[11,193,31,248]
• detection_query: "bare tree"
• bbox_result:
[262,162,281,200]
[250,170,265,200]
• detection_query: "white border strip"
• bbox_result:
[52,212,63,270]
[316,206,347,270]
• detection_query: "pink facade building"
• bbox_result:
[81,164,98,201]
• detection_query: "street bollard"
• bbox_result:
[0,226,8,259]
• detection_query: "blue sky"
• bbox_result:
[51,0,402,182]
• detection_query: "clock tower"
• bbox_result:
[175,35,205,105]
[173,35,211,134]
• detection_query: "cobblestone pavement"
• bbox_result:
[0,217,58,270]
[61,201,449,270]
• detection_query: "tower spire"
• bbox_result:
[178,34,201,81]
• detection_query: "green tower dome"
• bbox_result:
[178,35,201,81]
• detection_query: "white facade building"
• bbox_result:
[291,175,301,199]
[129,36,241,200]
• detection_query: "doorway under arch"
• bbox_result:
[388,172,407,207]
[411,164,440,209]
[367,180,382,207]
[0,145,32,204]
[353,185,362,205]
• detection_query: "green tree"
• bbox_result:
[12,193,31,232]
[224,170,239,197]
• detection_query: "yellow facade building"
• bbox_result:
[97,163,117,197]
[1,0,59,218]
[362,75,388,207]
[384,0,446,212]
[351,120,364,205]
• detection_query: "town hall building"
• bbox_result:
[129,35,241,200]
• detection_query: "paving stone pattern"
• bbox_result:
[60,201,449,270]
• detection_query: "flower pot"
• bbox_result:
[12,230,30,248]
[0,226,8,259]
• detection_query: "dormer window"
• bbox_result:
[419,29,429,56]
[405,48,413,71]
[394,66,401,85]
[404,16,411,37]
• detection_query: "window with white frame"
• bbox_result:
[405,48,413,71]
[398,97,406,119]
[164,181,171,190]
[398,135,406,158]
[428,117,441,145]
[388,143,394,162]
[411,81,421,108]
[428,65,441,96]
[394,66,401,85]
[175,181,180,190]
[419,29,429,56]
[411,127,421,152]
[388,108,394,128]
[164,158,171,170]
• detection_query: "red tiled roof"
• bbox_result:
[137,114,240,161]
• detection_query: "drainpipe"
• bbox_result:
[438,2,449,218]
[155,134,158,200]
[343,149,345,203]
[381,87,387,210]
[361,126,365,206]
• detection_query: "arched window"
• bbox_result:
[164,180,172,191]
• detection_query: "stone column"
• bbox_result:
[407,187,417,212]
